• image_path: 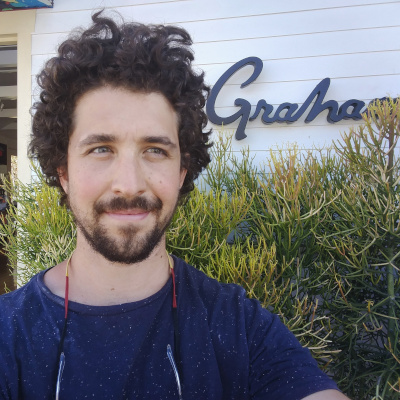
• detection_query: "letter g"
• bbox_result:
[206,57,263,140]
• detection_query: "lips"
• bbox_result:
[107,208,148,215]
[105,210,150,222]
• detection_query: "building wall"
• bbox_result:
[31,0,400,164]
[0,9,36,184]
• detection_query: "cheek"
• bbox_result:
[148,169,183,200]
[69,167,106,202]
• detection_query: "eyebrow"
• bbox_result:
[78,134,116,148]
[143,136,177,148]
[78,134,177,149]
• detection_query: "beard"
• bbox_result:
[69,195,177,264]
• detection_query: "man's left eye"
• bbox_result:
[147,148,167,155]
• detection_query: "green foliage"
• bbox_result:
[168,98,400,399]
[312,99,400,399]
[0,166,76,285]
[0,99,399,399]
[167,137,336,366]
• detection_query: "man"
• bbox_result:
[0,12,349,400]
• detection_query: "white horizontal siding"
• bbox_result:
[36,0,185,14]
[35,0,398,18]
[33,2,400,36]
[31,0,400,155]
[224,124,361,151]
[31,48,400,87]
[193,27,400,67]
[202,51,400,88]
[32,24,400,65]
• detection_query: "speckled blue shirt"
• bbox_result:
[0,256,338,399]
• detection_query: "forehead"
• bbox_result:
[70,87,179,144]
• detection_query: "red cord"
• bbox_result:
[64,275,69,319]
[170,267,177,309]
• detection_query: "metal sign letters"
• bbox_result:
[206,56,372,140]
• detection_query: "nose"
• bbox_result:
[110,153,146,197]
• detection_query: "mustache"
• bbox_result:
[94,196,163,214]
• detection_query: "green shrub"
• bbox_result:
[0,165,75,285]
[0,99,399,399]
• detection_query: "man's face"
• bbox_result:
[59,87,186,264]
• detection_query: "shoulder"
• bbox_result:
[0,270,55,326]
[0,271,48,399]
[173,257,339,400]
[173,255,246,298]
[0,273,39,310]
[0,268,63,365]
[173,255,250,309]
[173,255,278,332]
[0,274,41,359]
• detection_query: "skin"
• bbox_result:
[43,85,350,399]
[44,87,186,305]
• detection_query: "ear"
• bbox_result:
[179,152,189,189]
[179,168,187,189]
[57,166,69,194]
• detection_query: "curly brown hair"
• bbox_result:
[30,11,212,205]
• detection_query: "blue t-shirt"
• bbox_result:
[0,256,338,399]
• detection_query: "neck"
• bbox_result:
[61,234,171,306]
